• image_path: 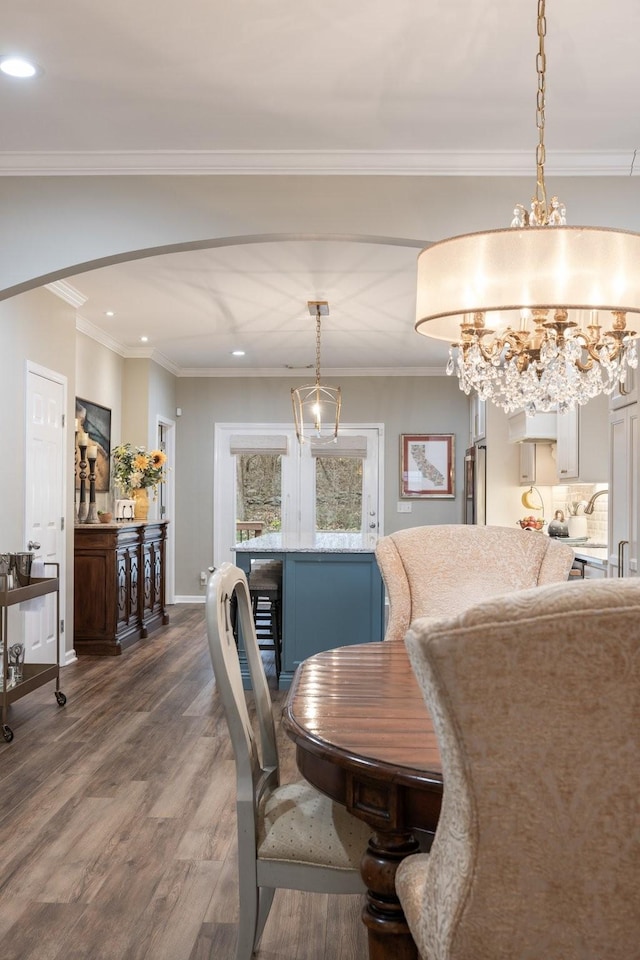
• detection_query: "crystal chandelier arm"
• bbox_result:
[499,330,529,362]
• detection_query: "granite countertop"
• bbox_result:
[233,532,376,553]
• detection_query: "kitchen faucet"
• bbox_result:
[583,489,608,515]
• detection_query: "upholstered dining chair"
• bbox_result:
[396,577,640,960]
[375,524,574,641]
[205,563,368,960]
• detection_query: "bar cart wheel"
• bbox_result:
[55,691,67,707]
[2,724,14,742]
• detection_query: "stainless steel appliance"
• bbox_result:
[464,444,486,525]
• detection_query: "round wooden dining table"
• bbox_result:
[282,641,443,960]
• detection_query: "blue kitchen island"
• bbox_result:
[233,532,385,688]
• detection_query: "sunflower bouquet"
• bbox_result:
[112,443,167,496]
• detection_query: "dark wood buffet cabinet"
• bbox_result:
[74,521,169,655]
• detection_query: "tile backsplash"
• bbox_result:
[551,483,608,542]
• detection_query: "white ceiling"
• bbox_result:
[5,0,640,373]
[69,240,450,374]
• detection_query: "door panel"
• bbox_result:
[25,369,65,664]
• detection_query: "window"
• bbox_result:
[314,456,362,532]
[236,453,282,531]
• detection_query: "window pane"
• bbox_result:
[236,454,282,532]
[315,456,362,532]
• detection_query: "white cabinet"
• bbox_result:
[556,393,609,483]
[556,409,579,480]
[507,411,556,443]
[610,366,637,410]
[608,402,638,578]
[518,442,556,486]
[583,562,607,580]
[519,444,536,484]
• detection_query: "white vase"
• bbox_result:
[567,515,588,539]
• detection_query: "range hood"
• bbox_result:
[507,411,557,444]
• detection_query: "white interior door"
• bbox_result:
[24,365,66,664]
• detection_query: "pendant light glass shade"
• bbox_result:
[291,302,341,444]
[414,2,640,414]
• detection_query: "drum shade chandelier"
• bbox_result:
[415,0,640,415]
[291,301,341,444]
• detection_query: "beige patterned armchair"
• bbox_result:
[396,577,640,959]
[375,524,574,641]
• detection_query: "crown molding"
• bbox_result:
[75,315,185,376]
[176,366,447,378]
[45,279,87,307]
[76,315,126,355]
[0,149,637,176]
[123,345,180,375]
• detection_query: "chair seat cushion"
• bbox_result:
[258,781,371,870]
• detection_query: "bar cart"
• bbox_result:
[1,562,66,743]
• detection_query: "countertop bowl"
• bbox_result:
[517,518,545,531]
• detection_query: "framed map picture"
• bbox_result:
[400,433,455,499]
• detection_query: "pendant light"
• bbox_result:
[414,0,640,415]
[291,301,341,445]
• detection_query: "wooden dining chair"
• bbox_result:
[205,563,368,960]
[375,524,575,641]
[248,559,283,680]
[396,577,640,960]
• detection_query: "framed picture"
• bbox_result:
[75,397,112,492]
[400,434,455,499]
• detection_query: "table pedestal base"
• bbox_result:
[361,831,421,960]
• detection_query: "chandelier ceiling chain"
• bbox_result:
[314,303,323,387]
[513,0,561,229]
[534,0,548,221]
[414,0,640,415]
[291,301,341,445]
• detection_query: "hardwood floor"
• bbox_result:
[0,604,367,960]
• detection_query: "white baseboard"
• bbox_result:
[175,595,206,604]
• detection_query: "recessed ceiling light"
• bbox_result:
[140,336,149,343]
[0,56,40,78]
[231,349,246,357]
[105,310,115,317]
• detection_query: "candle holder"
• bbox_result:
[74,430,79,524]
[86,456,99,523]
[78,445,88,523]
